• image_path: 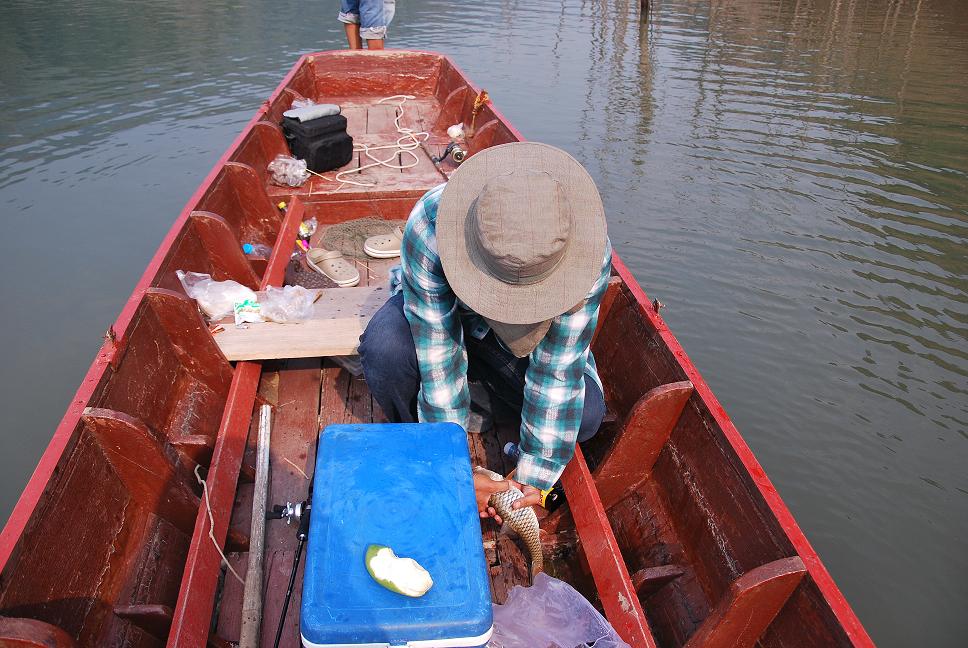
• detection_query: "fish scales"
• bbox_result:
[474,467,543,576]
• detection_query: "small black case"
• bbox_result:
[282,114,354,172]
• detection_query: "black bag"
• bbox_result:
[282,114,354,173]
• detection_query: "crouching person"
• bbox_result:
[359,143,610,519]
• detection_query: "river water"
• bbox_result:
[1,0,965,644]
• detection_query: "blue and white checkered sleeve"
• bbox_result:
[516,242,612,491]
[400,185,470,430]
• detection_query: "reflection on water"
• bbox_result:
[1,0,966,645]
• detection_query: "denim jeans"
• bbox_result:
[338,0,396,40]
[359,292,605,442]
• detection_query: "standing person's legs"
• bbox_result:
[465,332,606,442]
[338,0,363,49]
[358,0,395,49]
[358,292,420,422]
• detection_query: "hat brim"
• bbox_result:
[436,143,607,325]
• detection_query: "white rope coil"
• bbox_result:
[310,94,430,192]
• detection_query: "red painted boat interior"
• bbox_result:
[0,51,873,648]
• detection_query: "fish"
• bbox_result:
[474,466,543,578]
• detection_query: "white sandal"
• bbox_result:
[363,226,403,259]
[306,248,360,287]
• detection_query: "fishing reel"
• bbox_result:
[268,500,306,525]
[433,141,467,165]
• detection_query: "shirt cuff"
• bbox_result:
[416,401,469,432]
[515,452,565,492]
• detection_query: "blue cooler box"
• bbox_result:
[301,423,493,648]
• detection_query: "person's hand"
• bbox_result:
[473,471,512,525]
[512,483,543,511]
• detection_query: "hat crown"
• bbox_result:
[472,171,571,285]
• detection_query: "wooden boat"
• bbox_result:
[0,51,875,648]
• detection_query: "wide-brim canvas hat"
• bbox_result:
[436,142,607,353]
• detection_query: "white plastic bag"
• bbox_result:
[176,270,257,321]
[488,573,631,648]
[259,285,314,323]
[267,154,310,187]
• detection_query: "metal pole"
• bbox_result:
[239,404,272,648]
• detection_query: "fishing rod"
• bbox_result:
[269,473,314,648]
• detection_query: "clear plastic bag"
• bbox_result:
[268,154,310,187]
[259,285,315,323]
[176,270,257,321]
[488,573,631,648]
[291,97,316,109]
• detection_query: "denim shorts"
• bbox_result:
[338,0,396,40]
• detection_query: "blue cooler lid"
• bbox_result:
[301,423,493,648]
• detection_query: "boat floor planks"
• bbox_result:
[0,50,873,648]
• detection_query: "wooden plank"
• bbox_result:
[260,548,305,648]
[561,447,658,648]
[227,359,323,648]
[594,381,693,510]
[266,359,322,551]
[684,557,806,648]
[356,256,397,287]
[340,104,369,139]
[212,286,389,361]
[366,103,400,133]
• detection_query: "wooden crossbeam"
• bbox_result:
[560,446,658,648]
[684,557,806,648]
[594,381,693,510]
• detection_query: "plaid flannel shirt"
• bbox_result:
[389,184,611,491]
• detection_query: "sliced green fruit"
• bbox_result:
[364,544,434,597]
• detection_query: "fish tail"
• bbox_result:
[527,532,544,576]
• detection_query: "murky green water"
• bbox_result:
[1,0,965,644]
